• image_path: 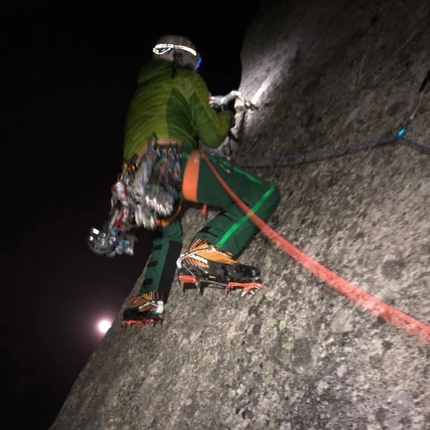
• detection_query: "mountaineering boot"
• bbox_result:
[122,292,165,327]
[176,239,263,295]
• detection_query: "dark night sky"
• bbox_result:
[0,0,260,428]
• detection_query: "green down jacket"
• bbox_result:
[123,60,232,160]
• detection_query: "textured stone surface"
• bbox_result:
[50,0,430,429]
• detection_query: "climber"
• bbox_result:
[89,35,280,326]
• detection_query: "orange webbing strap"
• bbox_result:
[155,201,182,228]
[182,150,201,202]
[200,149,430,344]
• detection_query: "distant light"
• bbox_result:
[97,319,112,334]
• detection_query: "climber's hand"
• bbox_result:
[209,95,226,111]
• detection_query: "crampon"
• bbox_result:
[121,314,164,327]
[178,271,263,296]
[177,239,263,296]
[122,293,165,327]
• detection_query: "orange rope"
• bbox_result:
[200,150,430,344]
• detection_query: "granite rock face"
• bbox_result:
[50,0,430,429]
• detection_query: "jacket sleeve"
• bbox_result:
[188,73,232,148]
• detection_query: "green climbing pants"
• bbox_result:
[137,149,280,302]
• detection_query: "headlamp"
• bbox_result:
[153,43,198,57]
[153,43,201,70]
